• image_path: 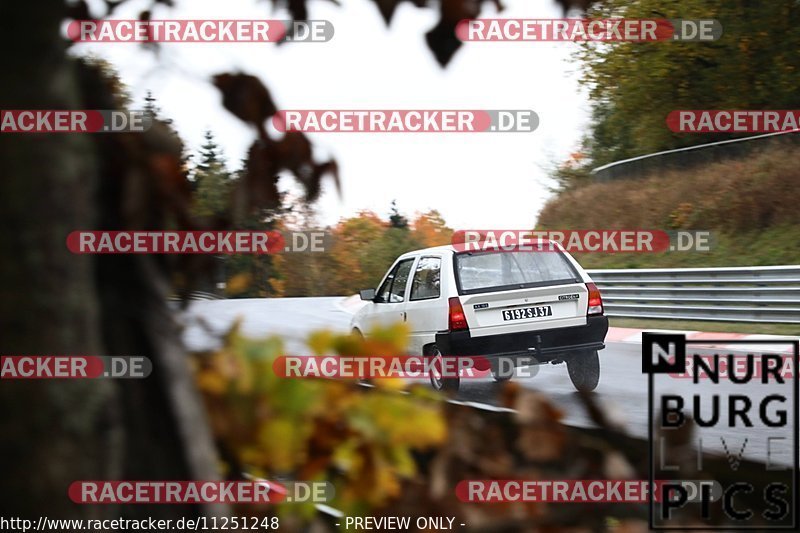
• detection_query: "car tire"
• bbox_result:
[491,371,512,383]
[428,345,460,393]
[567,350,600,392]
[490,361,513,383]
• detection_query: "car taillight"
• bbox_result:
[586,282,603,316]
[448,297,468,331]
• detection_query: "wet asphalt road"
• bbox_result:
[182,297,797,467]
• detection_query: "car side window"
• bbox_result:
[376,267,395,303]
[410,257,441,301]
[388,259,414,303]
[376,258,415,303]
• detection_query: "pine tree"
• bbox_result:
[197,130,223,174]
[143,90,159,118]
[192,130,231,218]
[388,200,409,230]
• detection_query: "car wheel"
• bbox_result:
[490,360,513,383]
[428,345,460,393]
[491,371,512,383]
[567,350,600,392]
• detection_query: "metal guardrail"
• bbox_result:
[587,265,800,324]
[168,291,223,302]
[190,291,223,300]
[591,130,800,181]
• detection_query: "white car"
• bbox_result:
[350,243,608,392]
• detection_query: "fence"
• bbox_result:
[587,265,800,324]
[591,130,800,181]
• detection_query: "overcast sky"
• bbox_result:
[73,0,590,229]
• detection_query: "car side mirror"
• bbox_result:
[359,289,376,301]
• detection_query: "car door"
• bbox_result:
[359,257,416,332]
[404,256,444,355]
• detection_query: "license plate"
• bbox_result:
[502,305,553,321]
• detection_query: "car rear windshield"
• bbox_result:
[454,250,580,294]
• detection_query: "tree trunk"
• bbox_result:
[0,0,224,520]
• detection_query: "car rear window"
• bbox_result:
[455,250,579,294]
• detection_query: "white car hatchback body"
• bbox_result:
[350,243,608,392]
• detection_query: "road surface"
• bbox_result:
[181,296,796,467]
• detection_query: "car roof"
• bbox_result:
[397,245,456,258]
[397,239,564,260]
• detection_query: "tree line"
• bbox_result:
[190,128,453,297]
[554,0,800,189]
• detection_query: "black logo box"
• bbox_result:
[643,333,799,530]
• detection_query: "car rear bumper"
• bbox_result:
[434,315,608,362]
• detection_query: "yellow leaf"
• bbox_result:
[226,272,253,295]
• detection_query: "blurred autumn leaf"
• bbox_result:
[212,74,277,141]
[193,323,447,516]
[191,321,671,531]
[210,73,339,218]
